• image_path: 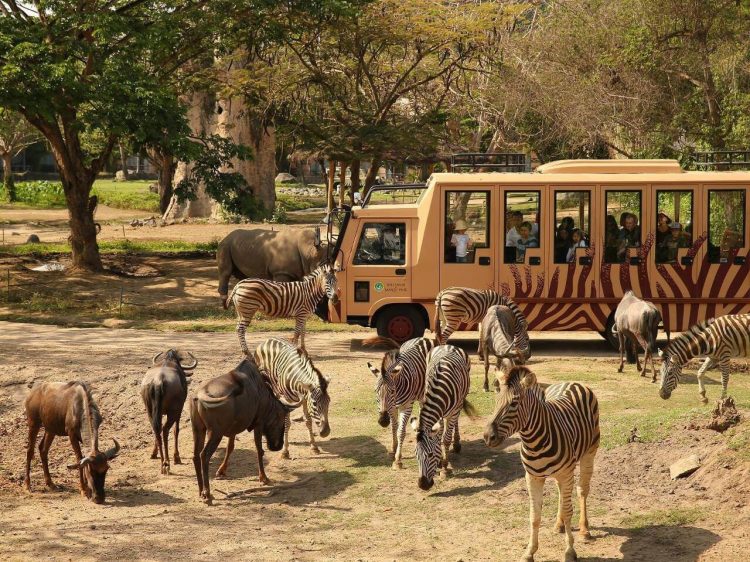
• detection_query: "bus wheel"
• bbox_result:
[376,306,425,343]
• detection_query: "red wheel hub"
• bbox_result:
[388,315,413,342]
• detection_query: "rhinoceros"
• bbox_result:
[217,228,328,308]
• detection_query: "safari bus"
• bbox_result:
[323,159,750,344]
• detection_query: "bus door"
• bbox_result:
[543,186,598,331]
[699,184,749,319]
[497,187,545,305]
[650,185,699,330]
[439,188,496,291]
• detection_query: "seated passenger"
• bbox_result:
[605,214,619,263]
[382,227,402,262]
[656,212,672,246]
[566,228,587,263]
[505,211,524,246]
[554,226,572,263]
[658,222,689,263]
[515,221,539,263]
[450,219,474,263]
[617,213,640,261]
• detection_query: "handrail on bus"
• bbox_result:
[451,152,531,173]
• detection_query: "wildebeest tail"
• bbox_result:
[646,308,661,354]
[151,383,163,436]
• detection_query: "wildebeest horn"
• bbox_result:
[181,351,198,371]
[78,456,93,468]
[152,351,166,366]
[104,438,120,459]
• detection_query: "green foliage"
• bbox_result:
[0,181,65,207]
[92,180,159,212]
[270,201,288,223]
[621,508,705,530]
[3,240,218,257]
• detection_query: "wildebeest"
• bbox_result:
[478,305,525,392]
[23,381,120,503]
[217,228,328,308]
[614,291,667,381]
[190,358,291,503]
[140,349,198,475]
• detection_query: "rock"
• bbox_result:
[115,170,128,181]
[148,183,159,194]
[102,318,133,329]
[670,454,700,479]
[26,234,40,244]
[275,172,297,183]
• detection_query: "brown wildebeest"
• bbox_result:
[190,358,291,504]
[478,305,526,392]
[614,291,669,381]
[24,381,120,504]
[140,349,198,475]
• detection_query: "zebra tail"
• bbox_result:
[227,281,243,310]
[462,398,479,420]
[434,294,442,344]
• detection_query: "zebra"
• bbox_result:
[364,336,435,469]
[411,344,473,490]
[254,337,331,459]
[484,365,600,562]
[658,314,750,403]
[478,304,525,392]
[228,263,339,354]
[434,287,531,361]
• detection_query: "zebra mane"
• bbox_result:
[663,318,716,358]
[312,365,329,393]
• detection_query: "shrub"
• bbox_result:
[2,181,66,207]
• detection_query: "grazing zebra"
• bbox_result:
[434,287,530,360]
[478,305,524,392]
[229,264,339,354]
[254,337,331,459]
[364,336,435,469]
[484,366,600,562]
[411,345,473,490]
[659,314,750,403]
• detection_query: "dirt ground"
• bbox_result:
[0,204,308,245]
[1,323,749,561]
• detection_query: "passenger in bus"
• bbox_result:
[515,221,539,263]
[554,226,572,263]
[450,219,474,263]
[617,213,640,261]
[656,212,672,246]
[605,215,619,263]
[382,226,402,262]
[658,222,690,263]
[566,228,587,263]
[506,210,539,247]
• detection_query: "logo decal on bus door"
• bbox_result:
[374,282,384,292]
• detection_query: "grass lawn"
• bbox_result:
[92,179,159,212]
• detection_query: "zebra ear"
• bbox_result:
[391,364,403,376]
[657,348,665,358]
[519,368,537,389]
[367,362,380,376]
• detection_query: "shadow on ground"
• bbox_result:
[586,524,721,561]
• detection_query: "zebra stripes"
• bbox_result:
[365,337,435,469]
[484,366,599,562]
[229,264,339,353]
[254,337,331,458]
[659,314,750,402]
[435,287,531,360]
[412,345,472,490]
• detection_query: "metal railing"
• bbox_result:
[361,183,427,207]
[691,150,750,170]
[450,152,530,173]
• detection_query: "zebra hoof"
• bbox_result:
[564,549,578,561]
[554,522,565,534]
[281,450,290,460]
[391,461,403,470]
[617,367,624,373]
[520,555,534,562]
[579,531,592,542]
[452,442,462,454]
[311,446,320,454]
[701,397,709,405]
[483,383,490,392]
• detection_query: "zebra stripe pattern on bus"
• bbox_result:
[484,366,600,562]
[229,264,338,353]
[659,314,750,403]
[254,337,331,458]
[412,344,472,490]
[434,287,531,360]
[365,337,435,469]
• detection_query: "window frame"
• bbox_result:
[604,189,643,264]
[503,189,542,264]
[352,221,407,266]
[444,189,491,264]
[707,188,747,263]
[553,189,591,265]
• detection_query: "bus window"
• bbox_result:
[554,191,590,264]
[444,191,489,264]
[708,190,746,263]
[605,191,641,263]
[505,191,540,263]
[656,191,693,264]
[353,223,406,265]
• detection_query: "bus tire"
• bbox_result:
[375,306,426,343]
[601,313,636,364]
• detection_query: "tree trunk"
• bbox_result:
[2,152,15,202]
[157,152,176,215]
[63,176,103,272]
[118,143,130,180]
[349,158,361,206]
[326,159,336,213]
[338,162,347,208]
[364,156,381,191]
